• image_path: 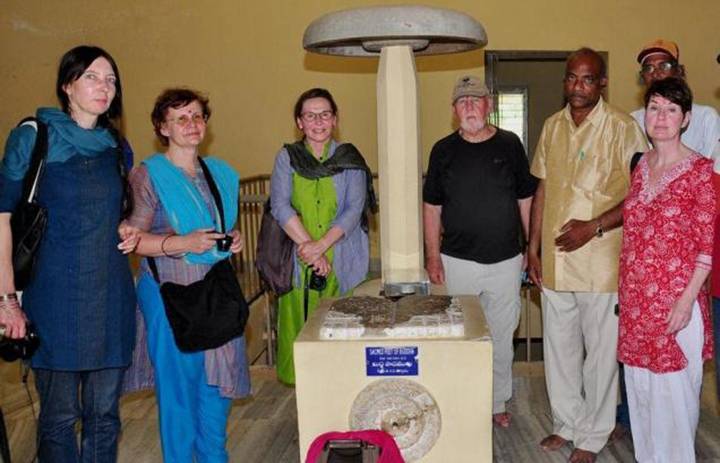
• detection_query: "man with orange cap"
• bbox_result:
[631,39,719,157]
[612,39,720,442]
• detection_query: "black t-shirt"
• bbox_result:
[423,129,537,264]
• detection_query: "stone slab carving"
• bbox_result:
[350,378,441,461]
[319,295,464,339]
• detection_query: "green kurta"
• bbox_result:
[277,143,342,384]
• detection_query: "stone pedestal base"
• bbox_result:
[295,283,493,462]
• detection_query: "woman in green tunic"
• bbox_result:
[270,88,374,384]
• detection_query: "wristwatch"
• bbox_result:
[595,219,604,238]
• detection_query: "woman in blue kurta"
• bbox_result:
[127,88,250,462]
[0,46,137,462]
[271,88,375,384]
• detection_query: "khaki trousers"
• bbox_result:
[541,288,619,453]
[442,253,522,414]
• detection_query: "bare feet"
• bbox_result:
[492,412,512,428]
[539,434,568,451]
[569,448,597,463]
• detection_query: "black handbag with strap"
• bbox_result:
[255,198,294,295]
[147,157,249,352]
[630,151,644,173]
[11,117,49,291]
[255,142,378,296]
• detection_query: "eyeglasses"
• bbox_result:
[300,111,334,122]
[640,61,676,75]
[166,113,208,127]
[564,74,599,86]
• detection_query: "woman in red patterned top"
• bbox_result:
[618,77,715,463]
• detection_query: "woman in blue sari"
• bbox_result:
[127,88,250,462]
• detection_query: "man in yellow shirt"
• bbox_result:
[527,48,647,463]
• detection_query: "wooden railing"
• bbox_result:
[234,174,270,303]
[234,173,379,302]
[238,174,271,267]
[234,175,272,364]
[235,173,541,365]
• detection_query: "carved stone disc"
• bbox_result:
[349,378,441,461]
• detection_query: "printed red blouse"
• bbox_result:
[618,153,715,373]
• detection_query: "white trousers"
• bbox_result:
[541,288,619,452]
[442,253,522,414]
[625,302,703,463]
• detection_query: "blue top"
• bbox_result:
[142,154,239,264]
[270,140,369,294]
[0,108,136,370]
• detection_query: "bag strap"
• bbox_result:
[303,266,311,322]
[146,158,228,286]
[146,257,161,283]
[17,117,49,204]
[197,157,226,234]
[630,151,644,174]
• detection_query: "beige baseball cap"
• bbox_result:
[452,75,489,103]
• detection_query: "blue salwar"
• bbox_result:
[138,274,231,463]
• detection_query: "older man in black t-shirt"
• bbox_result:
[423,75,537,428]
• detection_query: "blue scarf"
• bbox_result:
[143,154,239,264]
[1,108,118,181]
[38,107,117,157]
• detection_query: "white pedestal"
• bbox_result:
[377,45,427,290]
[295,292,493,462]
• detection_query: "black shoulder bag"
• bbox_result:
[11,117,49,291]
[255,198,294,296]
[255,141,377,296]
[614,150,646,317]
[147,158,249,352]
[630,151,644,173]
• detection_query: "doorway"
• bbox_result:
[485,50,609,163]
[484,51,610,363]
[485,51,569,162]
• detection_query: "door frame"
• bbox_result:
[484,50,609,98]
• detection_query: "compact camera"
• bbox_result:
[0,323,40,362]
[308,270,327,291]
[216,235,233,252]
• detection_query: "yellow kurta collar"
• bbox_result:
[562,98,607,129]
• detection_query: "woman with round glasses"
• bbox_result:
[126,88,250,461]
[269,87,376,384]
[618,77,715,462]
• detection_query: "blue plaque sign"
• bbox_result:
[366,346,419,376]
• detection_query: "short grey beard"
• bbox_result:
[459,118,487,136]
